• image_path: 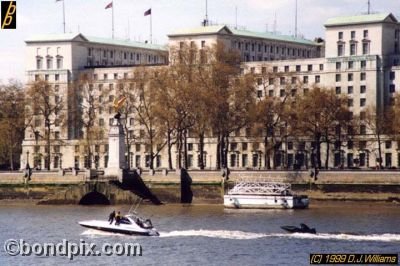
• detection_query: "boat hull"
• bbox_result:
[224,194,309,209]
[78,220,159,236]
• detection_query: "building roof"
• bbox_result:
[168,24,317,46]
[25,33,167,52]
[324,13,398,27]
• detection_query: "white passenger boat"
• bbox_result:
[224,178,309,209]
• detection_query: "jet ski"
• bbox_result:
[79,213,159,236]
[281,223,316,234]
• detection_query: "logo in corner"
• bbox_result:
[1,1,16,29]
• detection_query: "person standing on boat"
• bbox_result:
[108,210,115,224]
[115,211,121,225]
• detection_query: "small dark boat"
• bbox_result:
[281,223,316,234]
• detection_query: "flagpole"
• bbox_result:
[62,0,66,33]
[150,9,152,44]
[112,1,114,39]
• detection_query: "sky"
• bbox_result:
[0,0,399,83]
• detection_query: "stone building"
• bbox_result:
[21,12,400,170]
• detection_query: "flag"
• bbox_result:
[105,2,113,9]
[144,8,151,16]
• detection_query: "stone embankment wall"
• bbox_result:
[0,170,399,203]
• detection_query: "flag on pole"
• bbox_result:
[105,2,113,9]
[144,8,151,16]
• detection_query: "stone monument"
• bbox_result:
[104,97,127,181]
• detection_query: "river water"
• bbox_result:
[0,201,399,266]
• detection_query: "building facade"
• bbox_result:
[21,13,400,171]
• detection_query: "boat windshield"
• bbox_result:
[119,217,131,225]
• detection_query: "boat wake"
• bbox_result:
[159,230,400,242]
[159,230,268,240]
[81,228,400,242]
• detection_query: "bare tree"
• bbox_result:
[26,80,65,170]
[0,80,26,170]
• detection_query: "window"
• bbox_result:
[242,154,248,167]
[303,88,309,94]
[360,125,367,135]
[55,74,59,81]
[360,85,366,93]
[303,76,308,84]
[348,73,353,81]
[109,118,114,125]
[363,30,368,38]
[287,142,293,150]
[46,58,53,69]
[36,57,42,70]
[104,73,108,80]
[335,86,341,94]
[269,78,274,85]
[347,140,354,149]
[360,111,366,120]
[261,67,267,74]
[361,60,366,69]
[338,32,343,40]
[54,132,60,139]
[188,143,194,151]
[351,31,356,39]
[335,74,341,82]
[348,61,354,69]
[257,90,263,98]
[99,118,104,126]
[362,42,369,55]
[386,141,392,149]
[390,84,396,93]
[338,44,344,56]
[268,90,274,97]
[336,62,341,70]
[273,66,278,73]
[390,71,395,80]
[348,86,353,94]
[45,74,49,81]
[56,57,63,69]
[280,77,285,85]
[296,65,301,72]
[280,89,285,97]
[114,73,118,79]
[360,98,366,107]
[307,64,313,71]
[319,64,324,71]
[291,77,297,84]
[348,99,353,107]
[242,143,248,151]
[315,75,320,83]
[360,72,366,81]
[350,43,356,55]
[284,66,289,72]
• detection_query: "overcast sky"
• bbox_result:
[0,0,399,83]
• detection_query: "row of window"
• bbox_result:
[336,60,367,71]
[337,42,370,56]
[335,72,367,82]
[338,30,369,40]
[36,57,63,70]
[335,85,367,94]
[34,73,61,82]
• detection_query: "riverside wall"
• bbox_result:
[0,170,399,204]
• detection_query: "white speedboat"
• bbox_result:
[224,178,309,209]
[79,213,159,236]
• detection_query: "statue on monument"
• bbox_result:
[113,96,127,121]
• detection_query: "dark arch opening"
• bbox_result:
[79,191,110,205]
